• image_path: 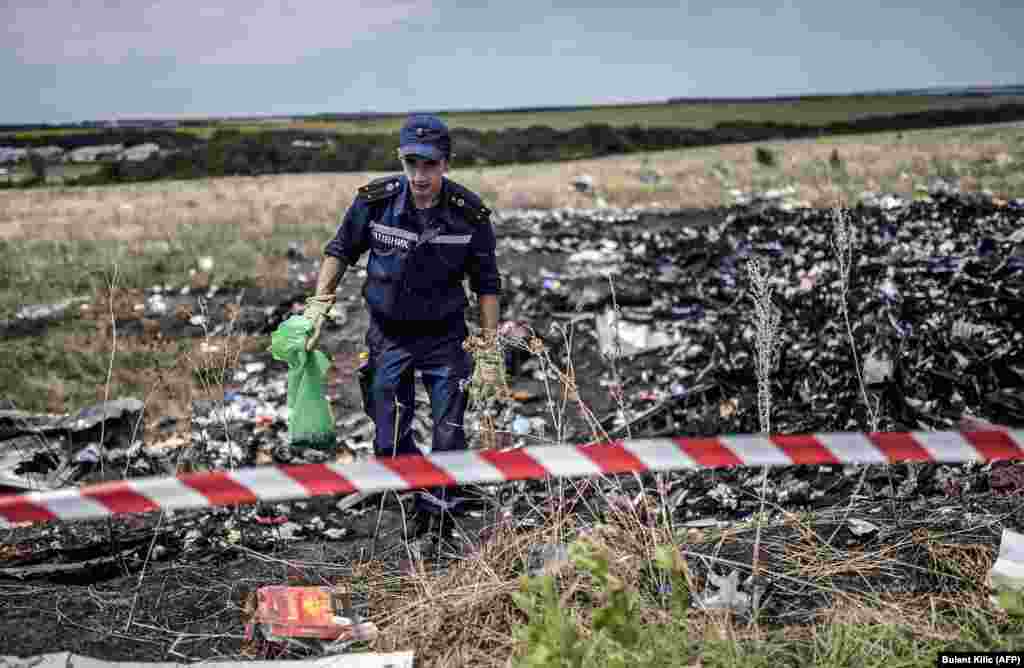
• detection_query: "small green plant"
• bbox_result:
[570,541,642,648]
[996,590,1024,619]
[755,146,777,168]
[512,539,696,668]
[512,541,643,668]
[653,544,692,614]
[512,573,588,668]
[191,362,231,388]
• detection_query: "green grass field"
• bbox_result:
[0,127,110,140]
[5,93,1024,141]
[230,94,1024,134]
[1,162,104,184]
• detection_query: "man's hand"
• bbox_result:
[465,331,508,404]
[304,294,336,352]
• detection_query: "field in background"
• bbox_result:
[2,121,1021,248]
[4,163,107,186]
[44,163,104,184]
[213,94,1024,135]
[5,93,1024,140]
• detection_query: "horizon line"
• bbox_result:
[4,81,1022,127]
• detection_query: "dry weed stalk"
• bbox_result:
[911,529,995,583]
[815,593,976,644]
[180,291,247,469]
[744,258,782,625]
[370,508,696,667]
[786,537,902,581]
[482,316,640,546]
[602,272,631,438]
[600,270,679,597]
[831,205,881,432]
[827,203,895,538]
[517,328,609,447]
[97,264,121,479]
[371,516,580,665]
[92,264,124,570]
[745,259,782,436]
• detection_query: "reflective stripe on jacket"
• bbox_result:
[323,175,501,325]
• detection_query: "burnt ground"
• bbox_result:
[4,480,1024,662]
[3,194,1024,662]
[0,500,498,661]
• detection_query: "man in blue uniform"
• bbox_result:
[304,114,505,529]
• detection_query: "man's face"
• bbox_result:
[399,152,447,202]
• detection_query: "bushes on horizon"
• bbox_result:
[18,102,1024,188]
[755,146,777,167]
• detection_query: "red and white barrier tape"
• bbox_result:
[1,430,1022,526]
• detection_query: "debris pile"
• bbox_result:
[2,186,1024,661]
[3,186,1023,507]
[490,183,1024,441]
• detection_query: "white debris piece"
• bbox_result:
[696,569,750,612]
[571,174,594,193]
[595,307,679,357]
[990,528,1024,612]
[862,351,893,385]
[847,518,879,536]
[708,483,738,510]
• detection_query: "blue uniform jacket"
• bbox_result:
[324,174,501,328]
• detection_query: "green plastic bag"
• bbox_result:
[269,315,337,453]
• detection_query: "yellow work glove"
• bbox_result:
[303,294,336,352]
[464,332,509,404]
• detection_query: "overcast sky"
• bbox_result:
[2,0,1022,124]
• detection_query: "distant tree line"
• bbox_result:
[4,102,1023,188]
[2,129,202,151]
[0,123,60,133]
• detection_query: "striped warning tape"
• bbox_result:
[1,430,1022,526]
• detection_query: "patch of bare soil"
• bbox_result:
[0,502,494,662]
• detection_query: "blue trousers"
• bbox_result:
[365,316,475,516]
[365,316,473,459]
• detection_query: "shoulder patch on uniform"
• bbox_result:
[446,180,492,225]
[357,175,402,204]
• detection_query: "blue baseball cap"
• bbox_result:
[398,114,451,161]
